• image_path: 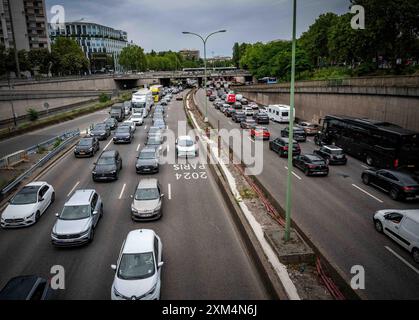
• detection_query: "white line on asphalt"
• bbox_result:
[168,183,172,200]
[167,145,170,153]
[228,121,233,126]
[136,143,141,152]
[103,139,112,151]
[284,167,302,180]
[67,181,80,197]
[307,139,312,142]
[119,183,126,200]
[351,184,384,203]
[385,246,419,275]
[248,137,254,143]
[144,125,147,130]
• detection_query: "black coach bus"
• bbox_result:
[314,115,419,170]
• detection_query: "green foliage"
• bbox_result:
[99,93,110,103]
[119,46,147,71]
[28,49,52,74]
[53,138,62,149]
[27,108,39,121]
[51,37,89,75]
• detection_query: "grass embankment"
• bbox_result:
[0,92,132,140]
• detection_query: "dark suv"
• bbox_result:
[90,123,110,141]
[269,137,301,157]
[136,147,160,174]
[293,154,329,176]
[255,112,269,124]
[74,137,99,158]
[105,118,118,130]
[281,126,307,142]
[313,145,347,165]
[232,111,246,123]
[113,126,133,144]
[92,150,122,181]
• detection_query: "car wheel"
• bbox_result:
[35,211,41,222]
[51,192,55,204]
[390,188,399,201]
[362,174,370,185]
[366,155,374,166]
[374,219,383,233]
[412,248,419,264]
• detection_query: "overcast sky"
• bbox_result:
[45,0,350,57]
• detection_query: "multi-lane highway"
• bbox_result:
[195,89,419,300]
[0,94,269,299]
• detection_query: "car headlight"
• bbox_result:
[110,170,117,174]
[92,171,97,175]
[131,206,138,213]
[80,229,90,237]
[25,212,36,220]
[88,147,93,152]
[113,287,127,299]
[141,284,157,298]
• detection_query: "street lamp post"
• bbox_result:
[182,30,226,122]
[285,0,297,242]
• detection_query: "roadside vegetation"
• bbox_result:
[232,0,419,81]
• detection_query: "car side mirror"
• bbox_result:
[93,210,98,216]
[161,194,164,198]
[111,264,117,271]
[158,262,164,268]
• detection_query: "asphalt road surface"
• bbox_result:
[0,94,269,300]
[196,89,419,300]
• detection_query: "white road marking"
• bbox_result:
[144,125,147,130]
[248,137,254,143]
[119,183,126,200]
[228,121,233,126]
[385,246,419,275]
[168,183,172,200]
[136,143,141,152]
[284,167,302,180]
[351,184,384,203]
[167,145,170,152]
[307,139,312,142]
[67,181,80,197]
[103,139,112,151]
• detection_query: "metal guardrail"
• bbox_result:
[0,129,80,196]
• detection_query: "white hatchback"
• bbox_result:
[176,136,198,158]
[111,229,163,300]
[1,181,55,228]
[130,114,144,126]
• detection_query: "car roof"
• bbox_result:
[100,150,117,157]
[140,147,157,153]
[137,178,158,189]
[123,229,155,254]
[305,154,323,161]
[66,189,95,205]
[278,137,297,143]
[323,145,343,151]
[384,170,419,184]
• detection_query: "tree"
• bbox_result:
[232,42,240,68]
[119,45,147,71]
[51,37,89,75]
[28,49,52,74]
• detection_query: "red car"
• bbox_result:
[250,126,270,140]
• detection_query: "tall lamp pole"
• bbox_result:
[182,30,226,122]
[285,0,297,241]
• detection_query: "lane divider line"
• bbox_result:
[284,166,302,180]
[136,143,141,152]
[67,181,80,197]
[385,246,419,275]
[144,125,147,130]
[168,183,171,200]
[103,139,112,151]
[119,183,126,200]
[351,184,384,203]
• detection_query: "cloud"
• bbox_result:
[46,0,350,56]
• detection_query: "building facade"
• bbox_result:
[179,49,200,60]
[0,0,49,51]
[48,21,129,72]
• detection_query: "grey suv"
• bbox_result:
[51,189,103,246]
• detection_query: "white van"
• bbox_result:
[267,104,291,123]
[374,209,419,263]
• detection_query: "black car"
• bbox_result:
[232,111,247,123]
[361,169,419,201]
[313,145,347,165]
[270,137,301,157]
[92,150,122,181]
[225,108,235,117]
[241,98,249,105]
[281,126,307,142]
[136,147,160,174]
[209,95,216,101]
[113,126,133,144]
[240,119,256,129]
[255,112,270,124]
[90,123,110,140]
[105,118,118,130]
[74,137,99,158]
[0,276,53,300]
[293,154,329,176]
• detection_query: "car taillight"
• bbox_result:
[283,146,289,151]
[403,186,415,191]
[394,159,399,168]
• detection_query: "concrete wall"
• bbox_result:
[235,76,419,131]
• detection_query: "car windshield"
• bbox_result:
[312,160,325,165]
[60,205,90,220]
[10,187,39,205]
[139,152,155,160]
[135,188,159,200]
[93,124,105,130]
[178,139,193,147]
[329,149,343,155]
[116,128,130,134]
[118,253,155,280]
[78,139,92,146]
[147,139,159,145]
[97,156,115,165]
